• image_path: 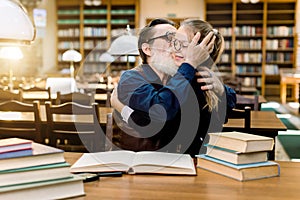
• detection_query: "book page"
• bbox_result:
[132,152,195,174]
[70,150,136,173]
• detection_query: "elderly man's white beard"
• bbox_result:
[151,50,178,76]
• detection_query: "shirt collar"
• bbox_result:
[140,64,163,84]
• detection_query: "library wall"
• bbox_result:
[140,0,204,27]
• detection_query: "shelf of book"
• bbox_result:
[56,0,140,76]
[205,0,297,97]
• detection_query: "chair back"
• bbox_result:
[236,94,260,111]
[45,101,105,152]
[0,100,42,142]
[105,112,113,151]
[0,89,23,102]
[95,88,111,107]
[21,86,51,104]
[55,91,94,105]
[225,106,251,131]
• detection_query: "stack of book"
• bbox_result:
[0,138,85,199]
[197,132,280,181]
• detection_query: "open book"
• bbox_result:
[70,150,196,175]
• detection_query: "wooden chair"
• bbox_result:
[105,112,113,151]
[223,106,251,132]
[55,91,94,105]
[0,89,23,102]
[0,100,42,143]
[95,88,111,107]
[45,101,106,152]
[236,94,260,111]
[21,86,51,104]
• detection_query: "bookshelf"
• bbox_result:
[56,0,140,77]
[205,0,297,97]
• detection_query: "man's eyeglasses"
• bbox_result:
[173,39,189,51]
[147,31,175,43]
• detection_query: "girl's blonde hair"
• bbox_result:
[180,19,225,112]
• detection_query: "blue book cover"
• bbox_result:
[0,149,32,159]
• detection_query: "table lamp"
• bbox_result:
[99,52,115,76]
[0,0,35,46]
[241,0,259,3]
[107,25,139,69]
[0,47,24,91]
[62,49,82,79]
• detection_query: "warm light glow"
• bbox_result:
[62,49,82,79]
[241,0,259,3]
[62,49,82,62]
[0,0,36,45]
[0,112,22,120]
[84,0,102,6]
[0,46,23,60]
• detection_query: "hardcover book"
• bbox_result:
[0,138,32,154]
[197,154,280,181]
[0,175,85,200]
[0,149,33,159]
[208,132,274,153]
[0,162,72,187]
[205,144,268,165]
[0,142,64,171]
[70,150,196,175]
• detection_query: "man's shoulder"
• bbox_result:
[120,65,150,79]
[121,65,145,75]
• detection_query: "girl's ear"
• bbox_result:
[142,43,151,56]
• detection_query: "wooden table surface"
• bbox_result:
[223,110,286,131]
[64,152,300,200]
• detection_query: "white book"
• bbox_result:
[208,132,274,153]
[0,176,85,200]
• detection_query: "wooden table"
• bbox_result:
[223,111,287,160]
[64,152,300,200]
[223,111,286,132]
[280,68,300,104]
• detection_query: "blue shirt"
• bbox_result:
[116,63,236,155]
